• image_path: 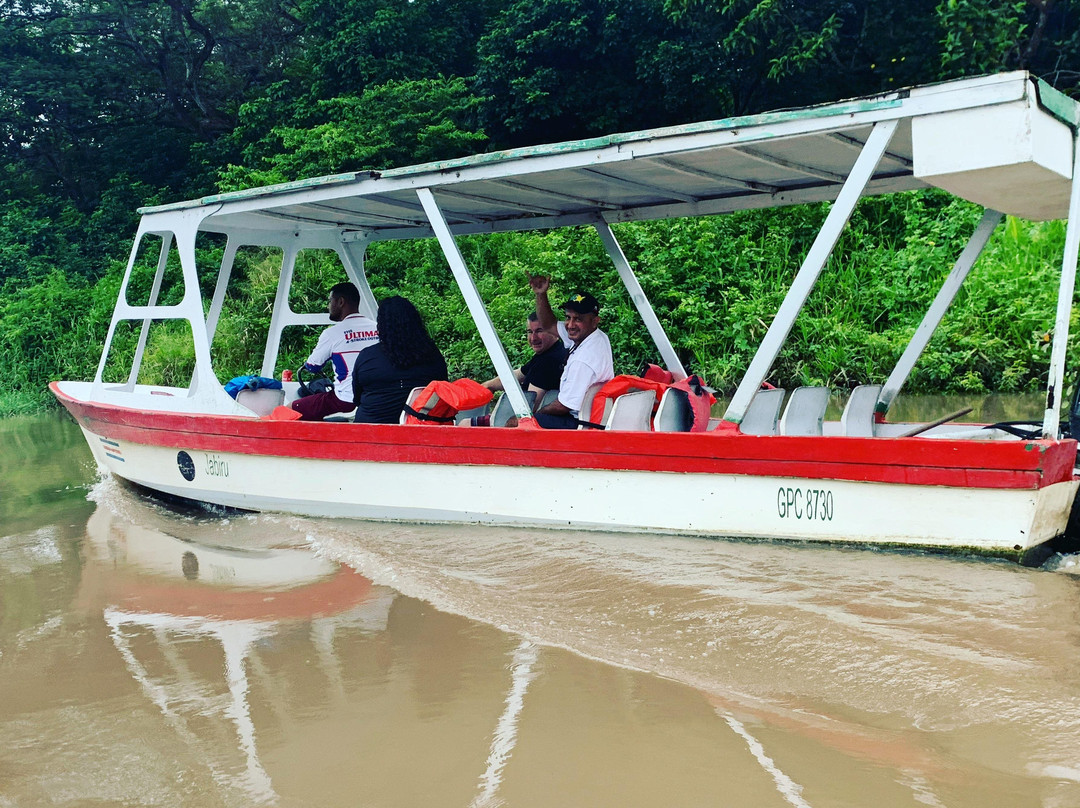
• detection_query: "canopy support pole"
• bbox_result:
[205,237,239,345]
[1043,132,1080,439]
[261,242,301,378]
[417,188,532,418]
[879,209,1002,415]
[127,232,173,389]
[594,221,687,380]
[339,237,379,320]
[723,118,899,425]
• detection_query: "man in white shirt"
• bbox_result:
[529,276,614,429]
[291,282,379,420]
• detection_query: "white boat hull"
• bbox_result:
[77,420,1078,555]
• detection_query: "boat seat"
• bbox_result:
[739,387,786,435]
[605,390,655,432]
[455,402,492,424]
[576,382,609,429]
[841,384,883,437]
[537,388,561,411]
[236,387,285,417]
[398,387,427,425]
[491,390,537,427]
[654,387,691,432]
[779,386,831,436]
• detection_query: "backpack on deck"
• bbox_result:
[224,375,282,398]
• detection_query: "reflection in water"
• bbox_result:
[105,611,278,803]
[78,501,394,807]
[472,640,540,808]
[716,709,811,808]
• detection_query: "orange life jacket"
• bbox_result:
[587,373,715,431]
[403,378,493,425]
[667,374,715,432]
[588,375,669,426]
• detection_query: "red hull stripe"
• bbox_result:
[54,385,1077,491]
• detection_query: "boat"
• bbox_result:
[51,71,1080,562]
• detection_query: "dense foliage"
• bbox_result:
[2,0,1078,413]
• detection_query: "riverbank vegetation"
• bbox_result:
[2,0,1078,415]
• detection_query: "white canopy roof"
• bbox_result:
[141,72,1079,242]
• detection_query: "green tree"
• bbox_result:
[939,0,1080,93]
[476,0,681,146]
[219,76,490,189]
[0,0,306,213]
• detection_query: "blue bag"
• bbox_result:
[224,375,283,399]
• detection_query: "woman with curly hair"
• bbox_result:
[352,296,448,423]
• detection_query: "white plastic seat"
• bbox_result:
[841,384,883,437]
[537,388,561,412]
[236,387,284,416]
[398,386,427,424]
[455,402,491,424]
[739,387,785,435]
[779,386,831,436]
[654,388,691,432]
[575,382,608,429]
[491,390,536,426]
[605,390,655,431]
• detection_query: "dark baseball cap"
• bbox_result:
[563,292,599,314]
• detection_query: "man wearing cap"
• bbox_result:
[528,275,614,429]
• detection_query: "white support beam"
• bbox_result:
[724,119,899,425]
[261,243,302,378]
[879,209,1002,414]
[491,178,621,209]
[127,232,173,389]
[339,237,379,320]
[593,221,687,380]
[172,216,224,400]
[365,193,487,224]
[416,188,533,418]
[655,157,780,194]
[205,237,240,345]
[582,167,699,203]
[733,146,847,184]
[94,225,147,391]
[1043,133,1080,438]
[436,187,565,216]
[94,206,242,413]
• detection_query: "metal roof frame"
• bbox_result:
[108,72,1080,431]
[141,72,1075,242]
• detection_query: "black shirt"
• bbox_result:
[352,343,449,424]
[520,341,568,392]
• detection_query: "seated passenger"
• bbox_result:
[528,276,614,429]
[482,311,568,406]
[290,282,378,421]
[352,296,448,424]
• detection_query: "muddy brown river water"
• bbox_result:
[2,406,1079,807]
